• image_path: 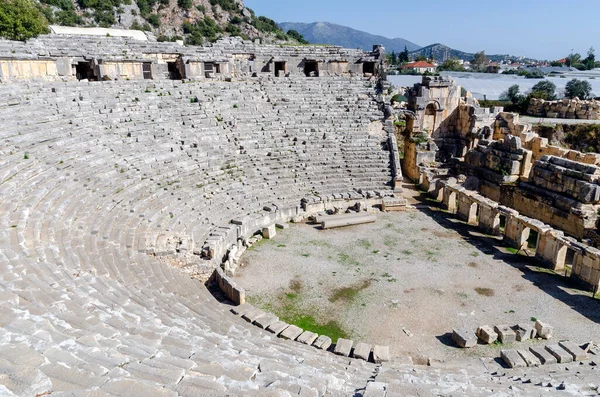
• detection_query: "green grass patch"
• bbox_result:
[505,247,519,254]
[308,240,332,248]
[338,252,360,266]
[282,314,349,341]
[277,244,286,248]
[329,279,371,302]
[357,239,372,249]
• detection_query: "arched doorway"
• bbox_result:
[422,103,437,134]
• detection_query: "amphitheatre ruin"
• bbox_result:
[0,28,599,397]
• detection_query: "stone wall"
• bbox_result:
[528,98,600,120]
[437,181,600,292]
[0,35,382,82]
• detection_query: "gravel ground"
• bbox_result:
[236,199,600,363]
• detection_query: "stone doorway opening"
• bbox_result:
[498,214,507,234]
[363,62,375,75]
[304,60,318,77]
[142,62,152,79]
[167,61,182,80]
[274,61,286,77]
[75,61,96,81]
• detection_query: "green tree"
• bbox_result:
[398,46,409,63]
[565,51,581,67]
[437,58,465,72]
[500,84,523,104]
[387,50,397,65]
[0,0,49,41]
[584,47,596,70]
[415,54,427,62]
[530,80,557,100]
[471,51,488,72]
[565,78,592,99]
[286,29,308,44]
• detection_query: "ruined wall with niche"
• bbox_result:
[0,34,383,82]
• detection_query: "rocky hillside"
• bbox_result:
[278,21,420,53]
[37,0,298,44]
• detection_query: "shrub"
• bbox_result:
[148,13,160,27]
[0,0,50,41]
[177,0,192,9]
[287,29,308,44]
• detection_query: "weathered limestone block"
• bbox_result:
[512,323,536,342]
[517,349,541,367]
[242,308,265,323]
[262,225,276,239]
[529,345,557,365]
[280,325,303,341]
[558,341,589,361]
[312,335,332,350]
[501,349,527,368]
[452,328,477,348]
[535,320,554,340]
[372,345,390,363]
[545,345,573,363]
[266,321,289,336]
[230,303,254,316]
[297,331,318,345]
[352,342,372,361]
[494,325,516,344]
[333,338,353,357]
[476,325,498,344]
[253,313,278,329]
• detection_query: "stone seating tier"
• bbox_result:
[0,76,394,395]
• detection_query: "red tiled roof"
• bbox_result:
[400,61,435,69]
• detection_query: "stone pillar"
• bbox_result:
[504,217,529,250]
[443,189,457,214]
[571,248,600,292]
[479,205,500,235]
[535,231,567,271]
[457,194,478,225]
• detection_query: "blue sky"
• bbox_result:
[244,0,599,60]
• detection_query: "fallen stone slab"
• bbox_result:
[501,349,527,368]
[352,342,372,361]
[333,338,353,357]
[535,320,554,340]
[275,223,289,229]
[372,345,390,364]
[230,303,254,316]
[494,325,516,344]
[452,328,477,348]
[266,321,289,336]
[312,335,332,350]
[476,325,498,344]
[296,331,318,345]
[321,214,376,230]
[529,345,557,365]
[517,349,541,367]
[253,313,278,330]
[280,325,303,341]
[545,345,573,363]
[512,324,535,342]
[559,341,589,361]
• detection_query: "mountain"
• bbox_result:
[278,22,421,53]
[409,43,510,62]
